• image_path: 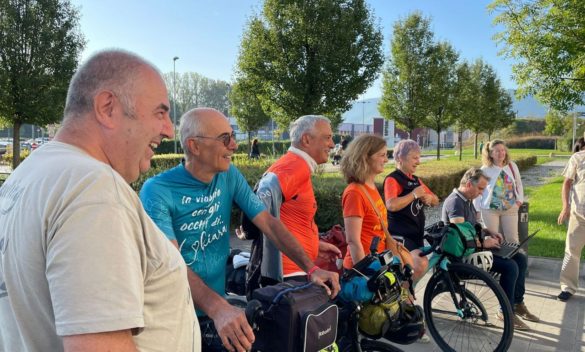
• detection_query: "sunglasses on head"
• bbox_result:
[194,131,236,147]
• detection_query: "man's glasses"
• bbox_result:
[194,131,236,147]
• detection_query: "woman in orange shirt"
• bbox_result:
[339,135,425,279]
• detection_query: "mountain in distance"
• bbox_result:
[343,90,585,124]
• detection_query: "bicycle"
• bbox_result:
[246,236,419,352]
[419,221,514,352]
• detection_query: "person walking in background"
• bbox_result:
[474,139,524,244]
[250,138,260,159]
[556,137,585,302]
[0,50,199,351]
[383,139,437,279]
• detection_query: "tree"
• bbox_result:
[235,0,383,128]
[451,61,479,160]
[489,0,585,111]
[0,0,85,167]
[379,12,435,136]
[229,79,271,146]
[424,41,459,160]
[163,72,231,118]
[464,59,514,148]
[544,110,567,150]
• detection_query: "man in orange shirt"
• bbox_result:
[246,115,341,286]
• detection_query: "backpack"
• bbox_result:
[439,222,478,258]
[250,282,338,352]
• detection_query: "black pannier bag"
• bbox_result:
[251,282,338,352]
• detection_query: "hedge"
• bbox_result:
[132,154,537,232]
[505,136,556,149]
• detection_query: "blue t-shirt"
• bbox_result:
[139,164,265,304]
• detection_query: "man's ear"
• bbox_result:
[186,138,200,156]
[300,132,312,147]
[93,90,117,129]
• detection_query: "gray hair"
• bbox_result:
[289,115,331,146]
[179,107,224,157]
[460,167,490,186]
[393,139,420,163]
[64,49,159,120]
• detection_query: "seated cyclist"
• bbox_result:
[441,167,539,331]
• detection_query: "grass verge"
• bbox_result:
[525,176,584,259]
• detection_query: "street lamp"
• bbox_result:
[359,100,371,134]
[173,56,179,154]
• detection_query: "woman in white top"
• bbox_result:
[474,139,524,243]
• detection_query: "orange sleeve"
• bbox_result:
[384,176,402,201]
[342,188,366,218]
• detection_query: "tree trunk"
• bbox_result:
[12,121,21,169]
[436,129,441,160]
[247,131,252,155]
[472,133,476,159]
[458,130,463,161]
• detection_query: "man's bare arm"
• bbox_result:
[169,240,254,352]
[63,330,136,352]
[252,211,340,297]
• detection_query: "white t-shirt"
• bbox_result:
[563,151,585,219]
[0,141,200,351]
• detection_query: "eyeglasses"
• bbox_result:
[194,131,236,147]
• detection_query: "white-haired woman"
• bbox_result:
[383,140,438,279]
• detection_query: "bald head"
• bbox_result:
[63,49,160,121]
[179,108,229,156]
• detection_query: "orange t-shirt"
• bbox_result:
[267,152,319,275]
[383,175,434,200]
[341,183,387,269]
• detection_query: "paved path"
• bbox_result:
[400,257,585,352]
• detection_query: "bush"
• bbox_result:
[236,140,291,157]
[156,139,183,155]
[132,153,537,232]
[505,136,556,149]
[2,149,30,167]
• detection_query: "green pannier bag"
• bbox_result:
[440,222,477,258]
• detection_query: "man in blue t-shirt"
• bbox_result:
[140,107,339,352]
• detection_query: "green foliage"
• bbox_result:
[489,0,585,111]
[544,110,569,137]
[236,140,290,157]
[163,72,231,117]
[0,0,85,167]
[505,136,555,150]
[379,12,435,135]
[502,118,546,137]
[230,79,271,134]
[234,0,384,128]
[424,41,459,160]
[1,148,30,167]
[156,139,183,155]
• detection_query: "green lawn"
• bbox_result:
[525,176,583,259]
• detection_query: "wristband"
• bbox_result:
[307,265,320,279]
[412,192,418,200]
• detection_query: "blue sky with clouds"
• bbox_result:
[72,0,514,101]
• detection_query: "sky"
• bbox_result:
[71,0,515,101]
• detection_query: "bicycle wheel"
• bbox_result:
[423,262,514,352]
[360,339,404,352]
